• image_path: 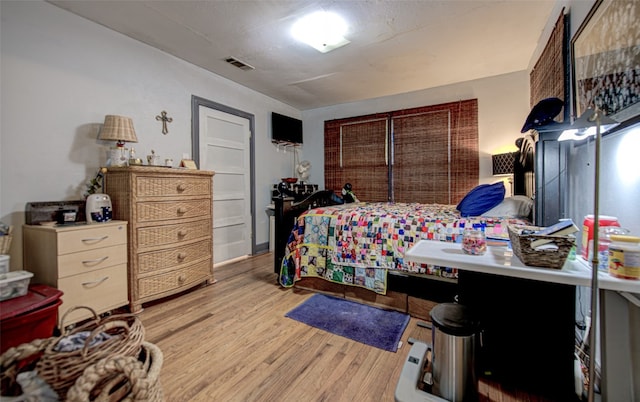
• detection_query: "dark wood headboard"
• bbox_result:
[513,134,536,199]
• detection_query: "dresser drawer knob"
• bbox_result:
[177,252,187,260]
[177,183,187,192]
[82,256,109,266]
[178,274,186,283]
[82,276,109,287]
[178,230,187,237]
[177,207,187,214]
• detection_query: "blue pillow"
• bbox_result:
[456,182,506,217]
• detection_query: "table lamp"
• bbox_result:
[557,107,618,402]
[491,152,515,195]
[99,115,138,166]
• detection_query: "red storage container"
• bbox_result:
[581,215,620,260]
[0,284,63,353]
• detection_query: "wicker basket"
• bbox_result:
[66,341,163,402]
[35,306,146,398]
[0,235,12,255]
[507,224,576,269]
[0,341,161,402]
[1,338,53,397]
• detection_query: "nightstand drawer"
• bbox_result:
[57,244,127,278]
[138,239,211,274]
[57,223,127,255]
[136,176,211,197]
[58,264,128,324]
[136,198,211,222]
[137,260,212,299]
[136,219,211,250]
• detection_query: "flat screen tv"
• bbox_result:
[271,112,303,144]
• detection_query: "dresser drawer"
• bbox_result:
[136,176,211,197]
[136,198,211,222]
[138,239,212,274]
[58,264,128,324]
[57,223,127,255]
[136,219,211,250]
[57,244,127,278]
[137,259,212,299]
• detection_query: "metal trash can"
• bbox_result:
[430,303,480,402]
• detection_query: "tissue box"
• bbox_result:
[0,271,34,301]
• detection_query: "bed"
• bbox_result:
[274,134,538,309]
[279,202,531,293]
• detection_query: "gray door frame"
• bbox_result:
[191,95,256,256]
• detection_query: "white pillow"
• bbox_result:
[482,195,533,219]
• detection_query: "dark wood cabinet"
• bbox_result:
[534,130,568,226]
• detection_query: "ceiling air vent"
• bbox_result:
[225,57,254,71]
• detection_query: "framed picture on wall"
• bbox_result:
[571,0,640,123]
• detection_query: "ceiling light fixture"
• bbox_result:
[291,11,350,53]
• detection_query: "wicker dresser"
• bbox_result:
[104,166,215,313]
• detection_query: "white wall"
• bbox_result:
[566,125,640,237]
[302,71,532,192]
[0,1,299,269]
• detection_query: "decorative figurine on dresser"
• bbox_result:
[104,166,215,313]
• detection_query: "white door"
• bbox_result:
[199,105,252,264]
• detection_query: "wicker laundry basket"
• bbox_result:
[0,306,144,399]
[0,306,153,401]
[66,341,163,402]
[37,306,145,398]
[0,235,12,255]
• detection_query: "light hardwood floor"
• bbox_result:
[138,252,557,402]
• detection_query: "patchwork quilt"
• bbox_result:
[279,202,526,294]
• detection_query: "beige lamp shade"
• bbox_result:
[99,115,138,145]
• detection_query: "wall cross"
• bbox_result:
[155,110,173,135]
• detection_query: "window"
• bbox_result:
[325,99,478,204]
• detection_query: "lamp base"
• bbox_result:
[109,146,129,167]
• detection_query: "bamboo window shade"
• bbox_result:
[530,10,567,117]
[324,99,478,204]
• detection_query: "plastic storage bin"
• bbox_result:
[0,271,33,301]
[0,284,63,353]
[0,255,9,273]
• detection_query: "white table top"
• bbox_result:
[405,240,640,293]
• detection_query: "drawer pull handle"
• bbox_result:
[82,256,109,266]
[177,183,187,192]
[82,276,109,287]
[178,230,187,237]
[82,235,109,244]
[177,207,187,214]
[178,274,186,283]
[177,252,187,260]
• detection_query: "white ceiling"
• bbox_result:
[48,0,557,110]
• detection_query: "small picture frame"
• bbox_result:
[180,159,198,169]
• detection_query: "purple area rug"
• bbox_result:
[285,294,410,352]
